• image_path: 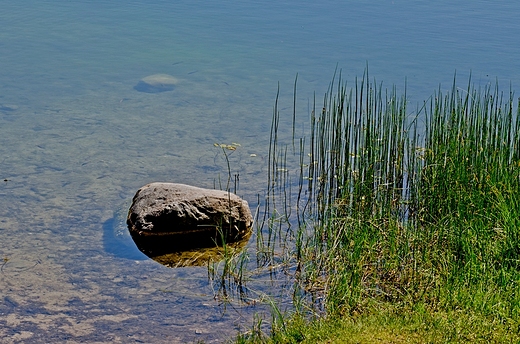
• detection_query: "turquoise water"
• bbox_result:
[1,1,519,342]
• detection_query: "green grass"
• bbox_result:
[255,305,520,343]
[228,70,520,343]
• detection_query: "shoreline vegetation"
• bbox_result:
[216,70,520,343]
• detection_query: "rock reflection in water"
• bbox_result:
[146,230,252,267]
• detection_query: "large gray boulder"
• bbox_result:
[127,183,253,256]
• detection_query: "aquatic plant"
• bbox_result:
[240,70,520,342]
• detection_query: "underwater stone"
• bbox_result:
[134,74,178,93]
[127,183,253,256]
[0,104,18,112]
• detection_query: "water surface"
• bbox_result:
[1,1,519,342]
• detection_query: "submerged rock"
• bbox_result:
[0,104,18,112]
[127,183,253,260]
[134,74,178,93]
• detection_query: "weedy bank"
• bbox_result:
[213,71,520,343]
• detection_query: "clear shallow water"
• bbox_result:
[1,1,519,342]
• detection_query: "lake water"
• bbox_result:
[1,1,519,342]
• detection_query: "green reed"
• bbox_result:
[298,70,417,313]
[248,70,520,341]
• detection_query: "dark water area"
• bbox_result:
[1,1,519,342]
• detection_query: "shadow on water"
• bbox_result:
[102,215,148,261]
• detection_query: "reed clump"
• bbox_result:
[246,71,520,342]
